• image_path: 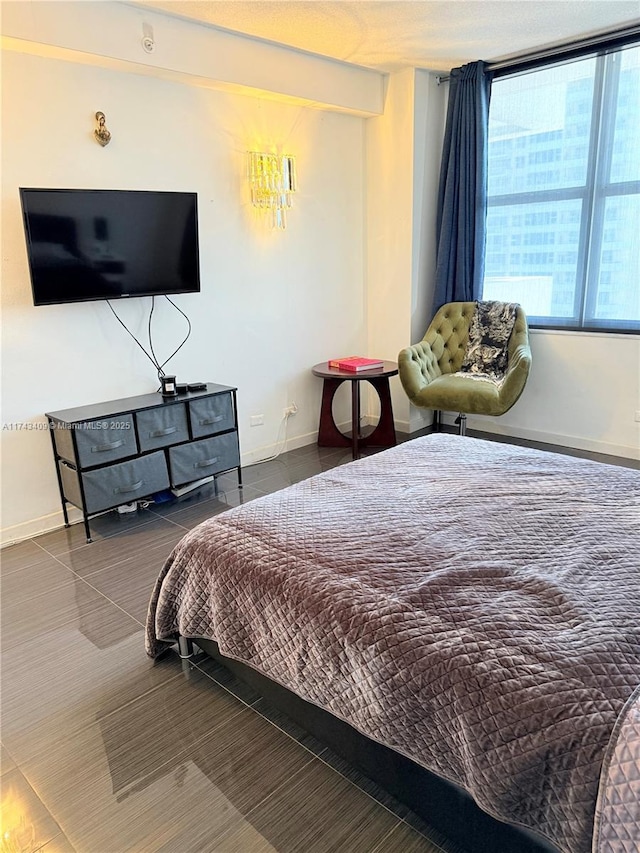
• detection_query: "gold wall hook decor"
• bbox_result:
[94,111,111,147]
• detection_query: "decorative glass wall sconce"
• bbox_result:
[247,152,297,229]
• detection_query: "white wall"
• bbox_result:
[2,3,638,544]
[0,48,367,542]
[464,330,640,457]
[409,70,446,434]
[367,75,640,459]
[365,69,447,434]
[2,0,384,116]
[365,69,416,432]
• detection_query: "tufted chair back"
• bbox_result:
[398,301,531,429]
[399,302,476,396]
[422,302,476,377]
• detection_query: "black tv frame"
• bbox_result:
[19,188,201,306]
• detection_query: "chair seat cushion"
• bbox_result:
[411,372,505,416]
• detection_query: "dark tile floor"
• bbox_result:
[1,439,451,853]
[1,430,636,853]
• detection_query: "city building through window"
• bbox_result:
[482,43,639,332]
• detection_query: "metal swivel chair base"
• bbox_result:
[454,414,467,436]
[432,411,467,436]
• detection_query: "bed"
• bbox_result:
[146,434,640,853]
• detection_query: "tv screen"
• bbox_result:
[20,188,200,305]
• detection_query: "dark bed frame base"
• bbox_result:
[191,637,559,853]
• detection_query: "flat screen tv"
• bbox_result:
[20,188,200,305]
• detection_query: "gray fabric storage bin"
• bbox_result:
[189,393,234,438]
[72,414,137,468]
[59,462,83,511]
[137,403,189,453]
[52,424,78,465]
[81,451,169,513]
[46,383,240,542]
[169,433,240,486]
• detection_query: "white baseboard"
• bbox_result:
[391,418,411,434]
[360,415,414,434]
[2,432,323,547]
[437,414,640,461]
[5,420,635,549]
[240,428,320,466]
[1,506,83,548]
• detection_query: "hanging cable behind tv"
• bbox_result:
[106,295,192,395]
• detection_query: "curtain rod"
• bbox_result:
[435,22,640,84]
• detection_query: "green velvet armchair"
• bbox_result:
[398,301,531,434]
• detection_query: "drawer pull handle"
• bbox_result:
[92,439,125,453]
[114,480,144,494]
[200,415,224,426]
[194,457,219,469]
[150,426,177,438]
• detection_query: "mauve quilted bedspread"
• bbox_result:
[146,435,640,853]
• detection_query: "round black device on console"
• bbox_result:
[160,375,177,396]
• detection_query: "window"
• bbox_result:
[481,44,640,331]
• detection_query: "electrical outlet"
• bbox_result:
[250,414,264,427]
[635,411,640,423]
[284,403,298,417]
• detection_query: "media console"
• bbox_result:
[46,384,241,542]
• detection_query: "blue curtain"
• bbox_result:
[433,61,492,311]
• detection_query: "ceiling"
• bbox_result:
[136,1,640,73]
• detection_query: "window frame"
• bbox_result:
[482,34,640,335]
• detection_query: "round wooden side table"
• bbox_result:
[311,360,399,460]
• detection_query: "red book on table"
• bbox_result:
[328,356,385,372]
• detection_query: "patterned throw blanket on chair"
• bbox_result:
[460,300,519,384]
